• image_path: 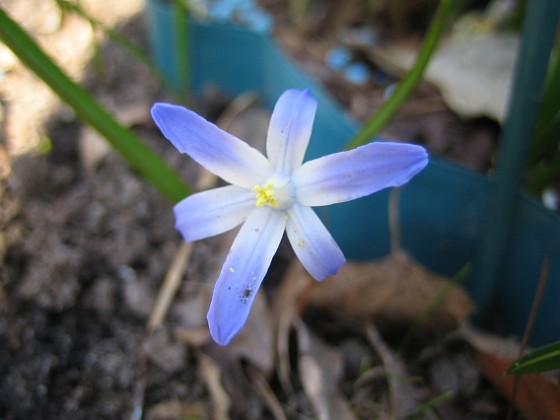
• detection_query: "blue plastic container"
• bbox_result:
[145,0,560,346]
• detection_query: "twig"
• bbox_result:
[147,241,194,331]
[198,351,232,420]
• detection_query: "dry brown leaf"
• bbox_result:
[308,250,474,330]
[366,33,517,121]
[459,324,521,360]
[475,350,560,420]
[296,320,357,420]
[459,325,560,420]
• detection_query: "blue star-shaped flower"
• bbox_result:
[152,89,428,345]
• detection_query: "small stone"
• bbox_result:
[430,352,480,397]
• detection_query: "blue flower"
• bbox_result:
[325,46,351,70]
[344,62,370,85]
[151,89,428,345]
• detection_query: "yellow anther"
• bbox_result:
[252,183,278,207]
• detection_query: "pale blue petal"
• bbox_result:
[286,204,345,280]
[207,207,286,345]
[174,185,255,242]
[266,89,317,174]
[152,103,274,188]
[292,142,428,206]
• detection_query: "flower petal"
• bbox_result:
[266,89,317,174]
[152,103,273,188]
[286,204,345,280]
[292,142,428,206]
[174,185,255,242]
[207,207,286,345]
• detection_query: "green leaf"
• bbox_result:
[507,341,560,375]
[0,7,191,203]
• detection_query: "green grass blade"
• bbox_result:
[507,340,560,375]
[345,0,452,150]
[0,7,191,203]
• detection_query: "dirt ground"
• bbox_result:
[1,0,554,419]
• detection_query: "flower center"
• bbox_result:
[253,183,277,207]
[252,174,295,210]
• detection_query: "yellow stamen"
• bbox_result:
[252,183,278,207]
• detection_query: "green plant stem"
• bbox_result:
[0,7,191,203]
[345,0,452,149]
[472,0,560,310]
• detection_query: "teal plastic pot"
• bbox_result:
[145,0,560,346]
